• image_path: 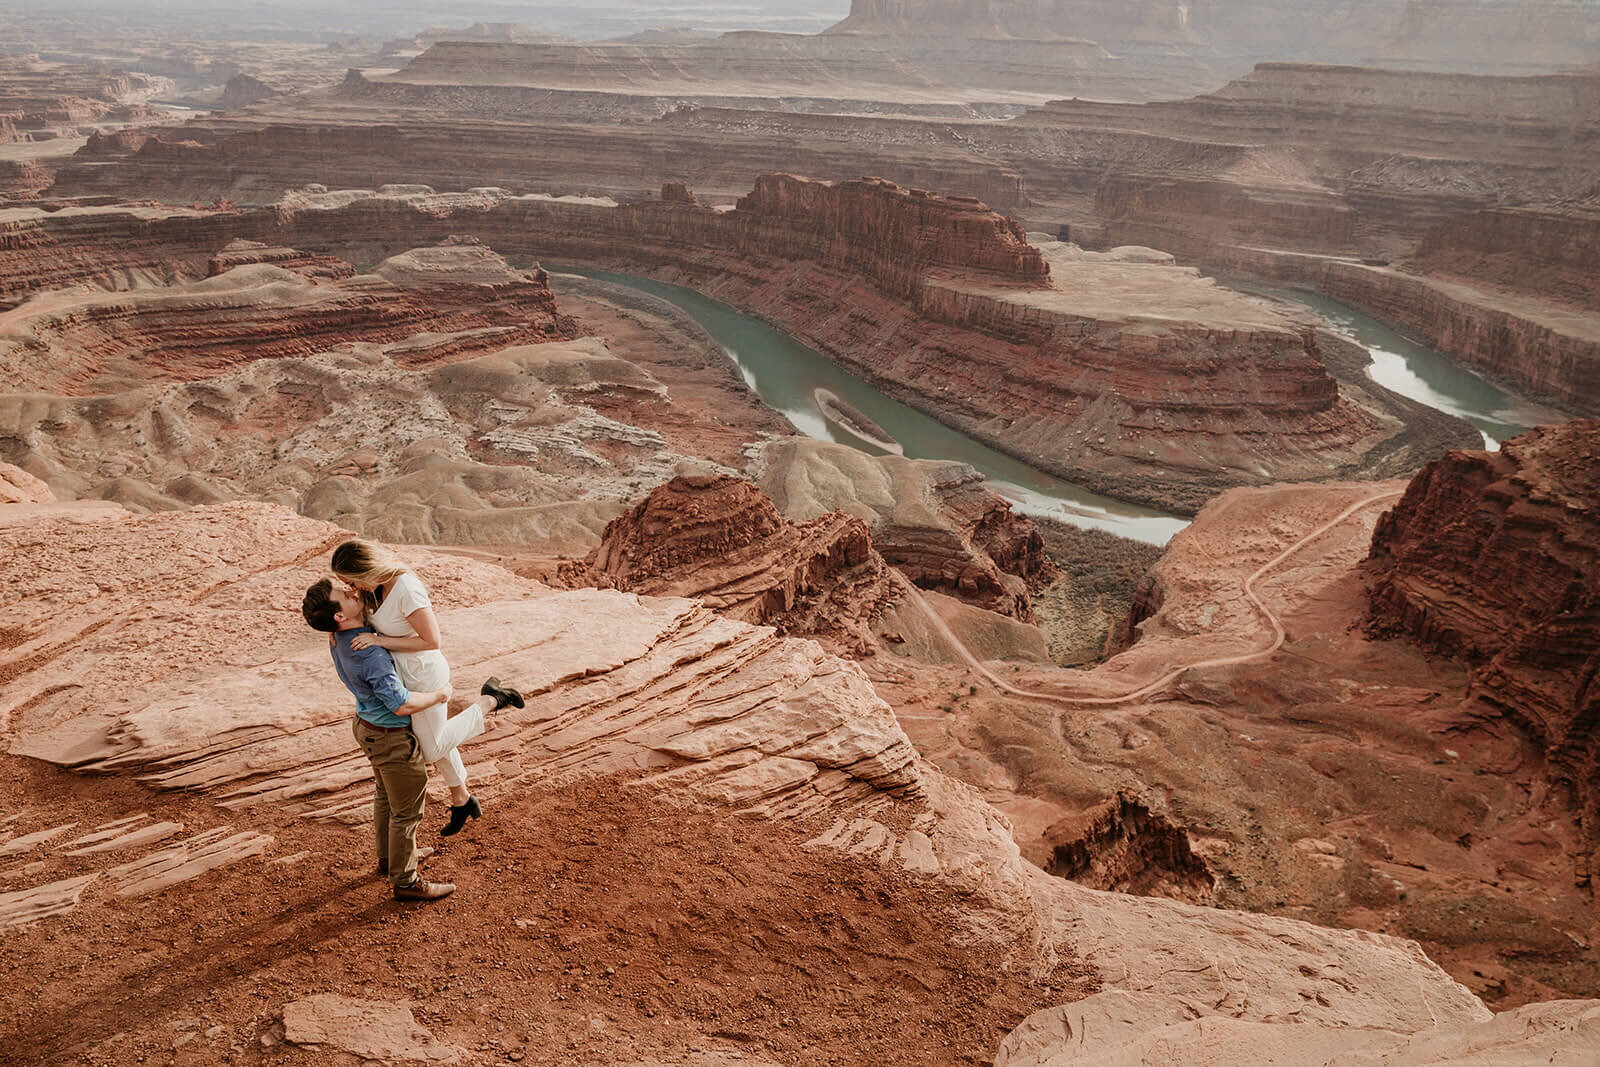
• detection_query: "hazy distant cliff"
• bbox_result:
[828,0,1600,73]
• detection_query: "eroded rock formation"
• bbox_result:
[563,470,897,653]
[0,242,574,393]
[830,0,1600,77]
[0,240,779,546]
[217,73,282,110]
[877,477,1600,1007]
[1367,421,1600,877]
[755,439,1055,620]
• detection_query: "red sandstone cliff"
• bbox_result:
[1366,421,1600,875]
[205,238,355,282]
[731,174,1048,297]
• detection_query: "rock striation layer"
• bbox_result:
[830,0,1600,77]
[0,56,173,145]
[0,239,755,544]
[1366,421,1600,878]
[0,242,573,394]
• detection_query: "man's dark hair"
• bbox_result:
[302,578,340,633]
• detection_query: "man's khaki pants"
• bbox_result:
[353,718,428,888]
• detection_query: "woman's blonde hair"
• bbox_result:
[331,539,411,612]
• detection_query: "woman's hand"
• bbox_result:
[350,632,385,652]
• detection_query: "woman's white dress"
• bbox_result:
[369,571,483,788]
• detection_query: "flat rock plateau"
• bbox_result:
[4,2,1600,1064]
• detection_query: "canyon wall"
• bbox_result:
[565,471,897,653]
[50,114,1029,212]
[0,240,573,394]
[1367,421,1600,874]
[1183,247,1600,416]
[0,178,1477,512]
[1415,204,1600,311]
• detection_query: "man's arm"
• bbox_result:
[393,685,452,717]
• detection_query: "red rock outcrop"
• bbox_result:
[0,462,53,505]
[875,463,1056,619]
[0,203,250,308]
[565,471,896,654]
[731,173,1048,296]
[217,73,283,110]
[754,440,1056,621]
[1366,421,1600,875]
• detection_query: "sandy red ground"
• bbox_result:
[2,757,1091,1065]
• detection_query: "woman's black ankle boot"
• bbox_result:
[440,795,482,837]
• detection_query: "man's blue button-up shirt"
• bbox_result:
[330,627,411,729]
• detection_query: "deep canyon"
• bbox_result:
[3,2,1600,1063]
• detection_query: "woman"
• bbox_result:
[332,538,500,836]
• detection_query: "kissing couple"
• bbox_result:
[302,539,523,902]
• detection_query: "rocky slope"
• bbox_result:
[0,240,572,394]
[874,474,1600,1009]
[1415,203,1600,311]
[754,438,1055,621]
[1367,421,1600,879]
[0,497,1540,1062]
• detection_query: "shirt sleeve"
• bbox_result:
[387,572,433,619]
[356,646,411,713]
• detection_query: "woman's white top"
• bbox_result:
[369,571,450,690]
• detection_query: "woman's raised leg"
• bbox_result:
[411,700,470,800]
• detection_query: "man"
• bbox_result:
[301,578,522,902]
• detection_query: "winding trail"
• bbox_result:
[893,489,1403,707]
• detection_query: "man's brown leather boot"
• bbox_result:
[393,877,455,902]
